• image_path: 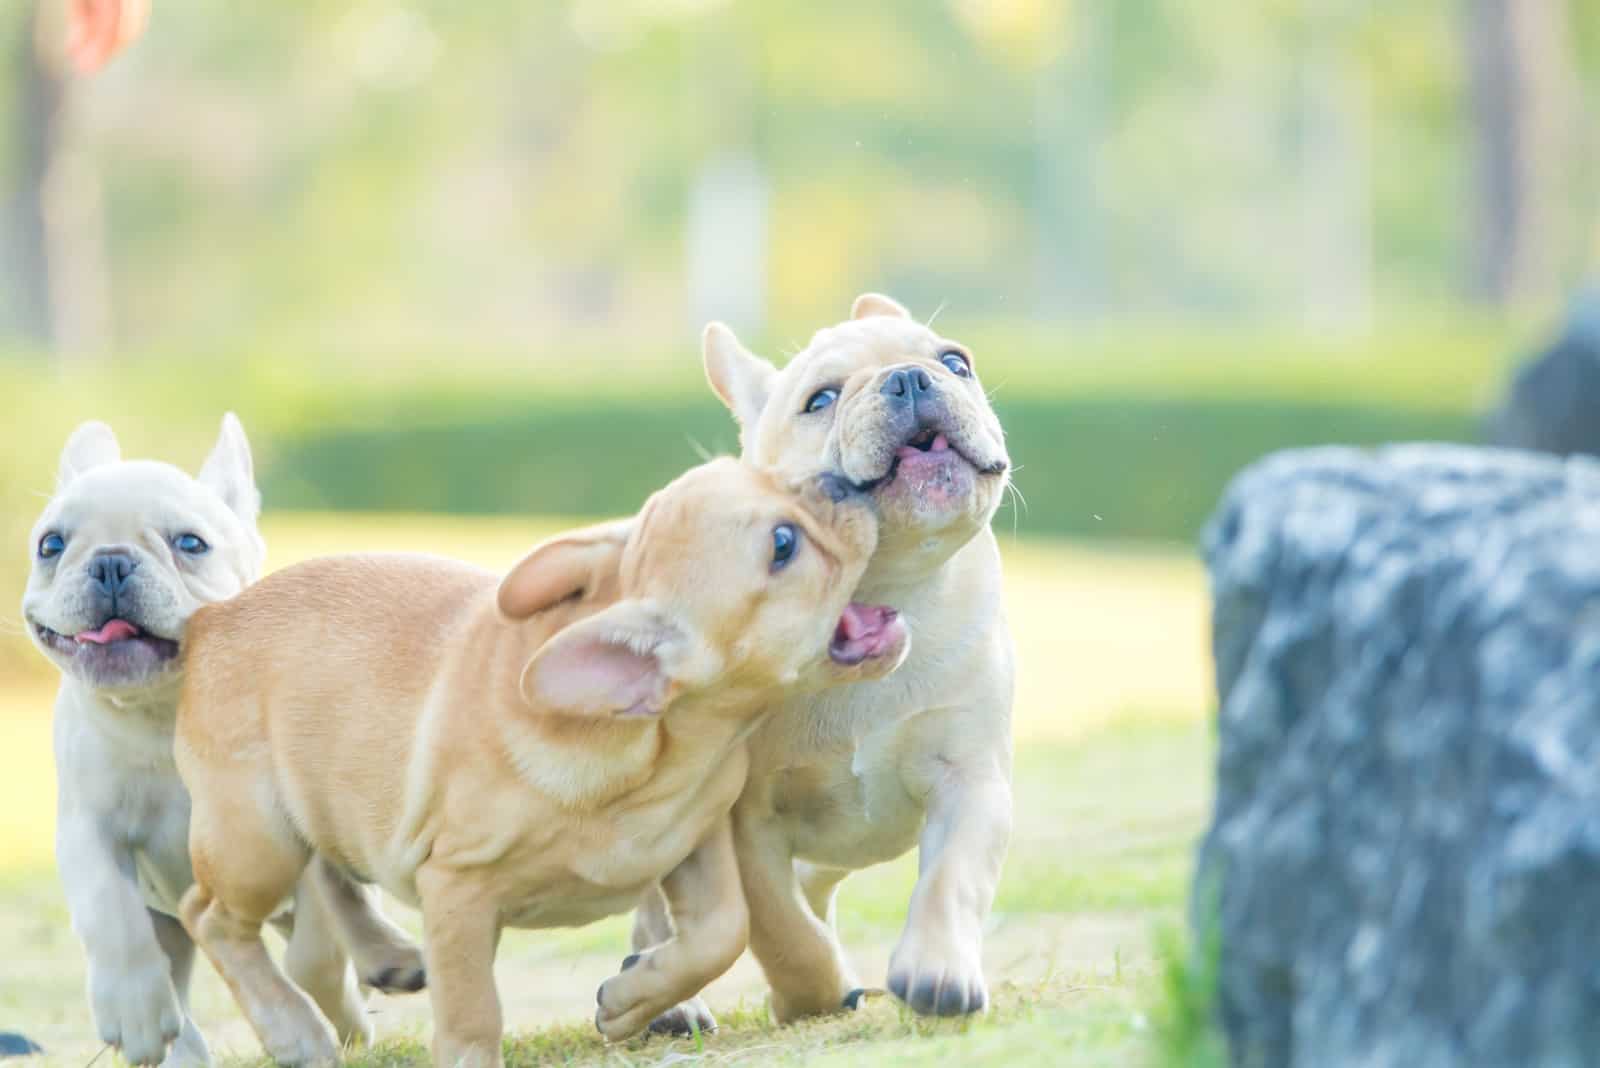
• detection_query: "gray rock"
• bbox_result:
[1198,443,1600,1068]
[1488,285,1600,456]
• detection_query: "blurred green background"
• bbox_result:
[1,2,1597,1061]
[4,0,1593,678]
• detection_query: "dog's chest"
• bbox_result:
[105,769,195,915]
[58,702,197,915]
[493,752,748,930]
[772,726,927,869]
[496,830,704,930]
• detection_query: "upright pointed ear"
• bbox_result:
[58,421,121,488]
[851,293,910,320]
[497,519,633,621]
[703,322,777,431]
[520,601,683,717]
[197,413,260,525]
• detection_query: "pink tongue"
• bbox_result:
[75,619,140,645]
[897,434,952,461]
[837,603,876,642]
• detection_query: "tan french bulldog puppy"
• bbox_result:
[637,295,1013,1024]
[173,458,910,1068]
[22,417,421,1067]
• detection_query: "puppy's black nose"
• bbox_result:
[89,552,138,598]
[880,367,933,405]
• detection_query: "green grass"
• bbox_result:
[0,720,1213,1067]
[265,975,1149,1068]
[1149,922,1228,1068]
[0,513,1216,1066]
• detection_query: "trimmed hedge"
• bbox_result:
[262,393,1476,542]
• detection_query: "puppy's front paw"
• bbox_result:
[886,934,988,1017]
[769,984,855,1024]
[90,963,182,1066]
[366,956,427,995]
[353,939,427,994]
[594,954,673,1043]
[261,1025,339,1068]
[159,1019,212,1068]
[646,996,717,1037]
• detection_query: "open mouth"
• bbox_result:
[849,426,1006,494]
[903,428,948,454]
[32,618,180,665]
[829,602,906,666]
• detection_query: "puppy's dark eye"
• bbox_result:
[804,388,839,414]
[174,533,210,555]
[939,351,972,378]
[771,524,799,571]
[37,532,65,560]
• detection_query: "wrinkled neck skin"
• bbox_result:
[481,608,775,813]
[629,677,786,778]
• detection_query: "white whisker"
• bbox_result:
[1000,479,1030,540]
[924,300,948,329]
[1006,479,1030,515]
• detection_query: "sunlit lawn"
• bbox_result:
[0,513,1213,1066]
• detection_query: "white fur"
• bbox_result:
[682,300,1015,1021]
[22,416,309,1066]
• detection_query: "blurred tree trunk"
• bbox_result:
[1463,0,1577,307]
[4,2,63,344]
[1295,1,1372,333]
[1034,0,1106,320]
[3,0,112,356]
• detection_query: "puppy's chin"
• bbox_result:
[876,460,999,530]
[31,622,182,694]
[852,460,1003,559]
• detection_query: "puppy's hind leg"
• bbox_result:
[796,861,850,929]
[734,808,859,1023]
[182,793,336,1068]
[148,910,211,1068]
[283,874,372,1050]
[307,855,425,995]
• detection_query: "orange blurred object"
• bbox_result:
[64,0,149,74]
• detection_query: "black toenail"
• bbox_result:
[934,981,967,1016]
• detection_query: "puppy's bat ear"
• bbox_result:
[850,293,910,320]
[497,519,633,621]
[703,322,777,432]
[58,420,121,488]
[198,413,261,526]
[519,601,682,717]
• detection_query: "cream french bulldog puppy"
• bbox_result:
[636,295,1013,1024]
[174,458,910,1068]
[22,417,421,1067]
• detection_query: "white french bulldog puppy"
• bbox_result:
[634,295,1015,1027]
[22,417,420,1067]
